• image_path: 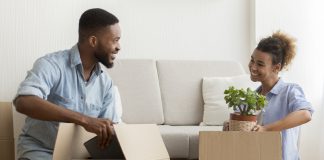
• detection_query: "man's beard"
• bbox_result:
[97,54,113,68]
[94,44,114,68]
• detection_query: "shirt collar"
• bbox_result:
[256,78,285,95]
[94,63,104,76]
[268,78,285,95]
[69,44,103,75]
[70,45,82,67]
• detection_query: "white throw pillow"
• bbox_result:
[202,74,260,126]
[113,86,123,123]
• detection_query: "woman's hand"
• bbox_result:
[223,121,229,131]
[251,125,267,132]
[252,110,312,132]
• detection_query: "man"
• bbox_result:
[14,8,121,160]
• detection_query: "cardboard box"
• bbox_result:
[199,131,282,160]
[0,102,15,160]
[53,123,170,160]
[0,102,14,139]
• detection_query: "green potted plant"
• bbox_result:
[224,86,267,131]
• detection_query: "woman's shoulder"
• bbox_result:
[281,82,307,99]
[285,82,302,89]
[277,79,305,95]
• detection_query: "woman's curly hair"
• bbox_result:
[256,31,296,70]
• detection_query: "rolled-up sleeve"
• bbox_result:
[288,84,314,115]
[16,58,58,100]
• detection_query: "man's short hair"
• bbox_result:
[78,8,119,42]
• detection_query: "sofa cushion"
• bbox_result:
[202,74,260,125]
[159,125,189,158]
[106,59,164,124]
[157,60,245,125]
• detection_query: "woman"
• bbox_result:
[250,31,314,160]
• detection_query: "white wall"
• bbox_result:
[0,0,323,159]
[0,0,251,101]
[321,83,324,159]
[255,0,324,159]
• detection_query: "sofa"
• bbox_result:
[106,59,246,159]
[9,59,247,159]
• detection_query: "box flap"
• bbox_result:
[53,123,95,160]
[114,124,170,160]
[53,123,169,160]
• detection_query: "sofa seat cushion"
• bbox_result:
[159,125,189,158]
[159,125,223,159]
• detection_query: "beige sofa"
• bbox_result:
[106,59,246,159]
[8,59,246,159]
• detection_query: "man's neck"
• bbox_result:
[77,43,97,81]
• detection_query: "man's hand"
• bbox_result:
[82,117,114,149]
[14,95,116,149]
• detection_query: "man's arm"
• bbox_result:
[14,95,113,148]
[252,109,311,131]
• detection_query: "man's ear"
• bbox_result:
[88,36,97,48]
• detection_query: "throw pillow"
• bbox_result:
[202,74,259,126]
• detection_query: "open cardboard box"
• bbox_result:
[53,123,170,160]
[199,131,282,160]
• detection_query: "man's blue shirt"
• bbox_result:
[258,78,314,160]
[16,45,120,159]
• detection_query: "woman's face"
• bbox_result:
[248,49,280,83]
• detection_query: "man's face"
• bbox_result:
[94,23,121,68]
